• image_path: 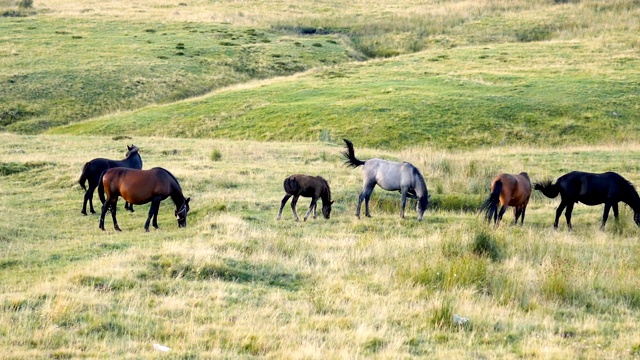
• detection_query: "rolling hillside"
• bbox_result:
[2,0,639,149]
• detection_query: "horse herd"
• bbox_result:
[79,140,640,232]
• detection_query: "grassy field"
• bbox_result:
[3,0,640,358]
[51,39,640,149]
[3,0,640,148]
[2,133,640,358]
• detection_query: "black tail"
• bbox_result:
[98,170,107,204]
[533,180,560,199]
[78,162,90,191]
[479,180,502,223]
[341,139,366,168]
[283,176,301,195]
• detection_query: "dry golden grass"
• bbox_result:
[2,133,640,358]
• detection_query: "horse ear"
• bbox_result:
[127,144,132,150]
[331,201,334,205]
[186,197,191,204]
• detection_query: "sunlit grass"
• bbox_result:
[1,134,640,358]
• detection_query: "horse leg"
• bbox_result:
[514,207,521,224]
[601,202,612,230]
[304,198,318,221]
[554,202,567,229]
[363,189,374,218]
[356,191,365,219]
[110,202,121,231]
[520,206,527,225]
[565,202,574,231]
[612,202,619,220]
[291,195,300,221]
[145,198,161,231]
[400,190,408,218]
[125,202,135,212]
[497,205,507,225]
[277,194,292,220]
[102,198,121,231]
[82,185,96,215]
[312,200,317,219]
[99,199,110,230]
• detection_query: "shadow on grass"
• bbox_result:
[141,255,304,291]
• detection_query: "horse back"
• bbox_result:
[560,171,632,204]
[285,174,327,197]
[103,167,174,205]
[494,173,531,206]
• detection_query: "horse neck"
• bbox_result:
[125,152,142,168]
[170,189,187,209]
[623,187,640,213]
[320,187,331,205]
[413,172,428,198]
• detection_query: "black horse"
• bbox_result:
[534,171,640,230]
[78,145,142,215]
[277,174,333,221]
[98,167,190,232]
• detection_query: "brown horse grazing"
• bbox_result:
[479,172,532,225]
[277,174,333,221]
[98,167,190,232]
[78,144,142,215]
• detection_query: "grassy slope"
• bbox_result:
[4,0,640,149]
[2,134,640,358]
[52,40,640,149]
[0,16,356,133]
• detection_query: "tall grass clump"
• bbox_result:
[210,148,223,162]
[472,229,503,262]
[18,0,32,8]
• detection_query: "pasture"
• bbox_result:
[2,134,640,358]
[3,0,640,358]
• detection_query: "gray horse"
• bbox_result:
[342,139,429,221]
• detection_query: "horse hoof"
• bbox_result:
[82,211,87,216]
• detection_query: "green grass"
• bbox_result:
[0,16,355,133]
[2,134,640,358]
[51,40,640,149]
[3,0,640,357]
[3,0,640,149]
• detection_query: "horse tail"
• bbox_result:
[283,176,301,195]
[341,139,366,168]
[98,170,107,204]
[533,180,560,199]
[479,179,502,222]
[78,162,90,191]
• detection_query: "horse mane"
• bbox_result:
[156,167,182,192]
[317,176,331,201]
[622,178,640,201]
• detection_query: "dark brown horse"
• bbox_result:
[277,174,333,221]
[78,144,142,215]
[479,172,532,225]
[534,171,640,231]
[98,167,190,232]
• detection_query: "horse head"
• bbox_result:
[175,198,191,227]
[126,144,140,157]
[322,200,334,219]
[416,194,430,221]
